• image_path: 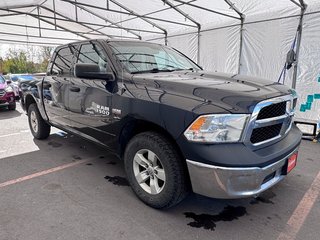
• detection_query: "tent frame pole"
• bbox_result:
[37,6,41,37]
[292,0,307,89]
[1,7,135,40]
[173,0,241,20]
[40,5,114,38]
[75,0,78,21]
[238,18,244,74]
[289,0,304,8]
[0,21,137,39]
[224,0,245,74]
[59,0,188,28]
[1,8,90,40]
[107,0,168,43]
[106,0,197,29]
[0,6,163,35]
[161,0,201,63]
[1,6,109,39]
[52,0,57,30]
[197,28,201,64]
[63,1,141,39]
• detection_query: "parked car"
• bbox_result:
[11,75,38,92]
[21,39,302,209]
[0,75,16,110]
[3,75,20,100]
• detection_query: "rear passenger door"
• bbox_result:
[68,41,117,147]
[43,45,75,128]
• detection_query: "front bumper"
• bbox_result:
[0,93,16,106]
[187,147,298,199]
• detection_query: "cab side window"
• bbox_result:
[51,47,74,76]
[77,43,110,73]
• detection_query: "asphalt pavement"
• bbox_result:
[0,105,319,240]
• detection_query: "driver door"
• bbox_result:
[68,41,116,147]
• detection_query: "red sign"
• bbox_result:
[287,152,298,173]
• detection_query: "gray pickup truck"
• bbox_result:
[21,39,302,209]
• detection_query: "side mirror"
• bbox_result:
[74,63,114,81]
[6,80,12,84]
[286,49,296,70]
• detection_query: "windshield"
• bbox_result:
[0,76,5,84]
[108,41,200,74]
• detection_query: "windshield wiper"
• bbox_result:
[131,68,176,74]
[167,68,195,72]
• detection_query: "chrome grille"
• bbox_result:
[250,123,283,144]
[244,95,296,147]
[256,101,286,120]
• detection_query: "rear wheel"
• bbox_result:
[8,102,16,111]
[124,131,189,209]
[28,103,51,139]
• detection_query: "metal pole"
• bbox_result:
[160,0,201,61]
[40,6,114,38]
[53,0,57,30]
[292,2,307,89]
[289,0,302,8]
[108,0,168,41]
[64,1,141,39]
[224,0,245,74]
[75,0,78,22]
[0,21,134,39]
[37,6,41,37]
[1,8,90,40]
[172,0,241,20]
[197,28,200,64]
[165,32,168,46]
[106,0,197,28]
[238,18,244,74]
[0,7,163,35]
[59,0,190,28]
[160,0,199,28]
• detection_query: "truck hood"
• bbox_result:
[131,71,293,114]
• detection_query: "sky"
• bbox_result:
[0,44,40,59]
[0,44,13,58]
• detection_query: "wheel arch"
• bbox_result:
[25,94,37,112]
[118,119,186,162]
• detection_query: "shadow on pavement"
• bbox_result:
[0,129,315,239]
[0,106,22,120]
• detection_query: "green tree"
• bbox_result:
[2,46,53,74]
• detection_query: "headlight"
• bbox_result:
[184,114,249,143]
[5,86,13,92]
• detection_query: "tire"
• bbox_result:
[28,103,51,139]
[124,131,189,209]
[8,102,16,111]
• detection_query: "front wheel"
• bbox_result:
[124,131,189,209]
[28,103,51,139]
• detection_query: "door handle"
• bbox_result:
[69,86,80,92]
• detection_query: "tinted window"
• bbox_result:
[51,46,74,76]
[77,43,110,73]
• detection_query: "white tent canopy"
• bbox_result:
[0,0,319,123]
